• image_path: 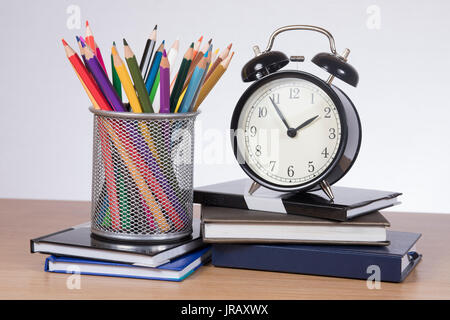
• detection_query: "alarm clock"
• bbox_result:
[230,25,361,200]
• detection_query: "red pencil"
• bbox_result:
[62,39,112,111]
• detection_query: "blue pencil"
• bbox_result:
[145,41,164,93]
[178,50,208,113]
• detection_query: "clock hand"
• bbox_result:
[268,96,291,131]
[294,115,320,132]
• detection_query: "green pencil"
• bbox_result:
[170,43,194,112]
[149,70,160,103]
[123,38,154,113]
[111,42,122,101]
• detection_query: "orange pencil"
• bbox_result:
[62,39,111,111]
[192,35,203,61]
[85,21,96,52]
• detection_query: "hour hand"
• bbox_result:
[269,96,290,130]
[294,115,320,132]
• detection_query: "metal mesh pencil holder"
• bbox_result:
[90,107,199,242]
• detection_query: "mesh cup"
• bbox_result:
[90,107,199,242]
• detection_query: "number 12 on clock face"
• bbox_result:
[236,77,342,187]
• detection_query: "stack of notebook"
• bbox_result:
[30,219,210,281]
[194,179,422,282]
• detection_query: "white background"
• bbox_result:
[1,0,449,214]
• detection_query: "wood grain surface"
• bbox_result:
[0,199,449,300]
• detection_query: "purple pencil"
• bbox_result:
[84,45,126,112]
[159,50,170,113]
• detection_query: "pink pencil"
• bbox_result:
[159,50,170,113]
[95,41,107,74]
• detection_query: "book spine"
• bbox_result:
[194,191,347,221]
[212,244,402,282]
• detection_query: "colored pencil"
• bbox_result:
[125,123,185,230]
[95,41,108,74]
[140,25,157,78]
[75,36,102,109]
[149,71,160,104]
[178,50,208,113]
[170,43,193,112]
[195,51,234,111]
[208,48,219,72]
[191,44,213,111]
[159,50,170,113]
[123,38,154,113]
[154,39,179,111]
[62,39,111,111]
[111,42,122,101]
[145,41,164,92]
[183,38,212,91]
[192,35,203,61]
[112,45,142,113]
[85,21,96,52]
[205,43,232,81]
[78,36,86,47]
[84,44,126,112]
[76,36,89,65]
[102,119,170,231]
[99,124,121,230]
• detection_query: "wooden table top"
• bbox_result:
[0,198,449,300]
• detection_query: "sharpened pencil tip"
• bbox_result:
[86,20,89,27]
[154,24,158,30]
[75,36,80,42]
[227,43,233,50]
[190,42,194,48]
[208,38,212,45]
[163,49,167,57]
[62,39,68,46]
[123,38,128,46]
[198,35,203,42]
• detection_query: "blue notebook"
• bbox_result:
[212,231,421,282]
[45,246,211,282]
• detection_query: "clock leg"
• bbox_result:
[248,181,261,195]
[320,180,335,201]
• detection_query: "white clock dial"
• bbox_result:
[236,77,342,187]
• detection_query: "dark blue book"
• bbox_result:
[212,231,421,283]
[45,247,211,282]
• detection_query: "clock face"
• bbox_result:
[235,76,342,188]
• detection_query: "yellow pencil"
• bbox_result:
[111,46,143,113]
[208,48,219,72]
[194,51,234,111]
[174,87,187,113]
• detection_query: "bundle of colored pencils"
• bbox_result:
[62,22,234,114]
[62,21,234,234]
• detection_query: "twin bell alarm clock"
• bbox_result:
[230,25,361,200]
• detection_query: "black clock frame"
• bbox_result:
[230,70,362,193]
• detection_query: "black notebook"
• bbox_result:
[202,206,390,245]
[194,179,401,221]
[30,219,204,267]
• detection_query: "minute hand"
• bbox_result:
[269,96,290,130]
[294,115,320,132]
